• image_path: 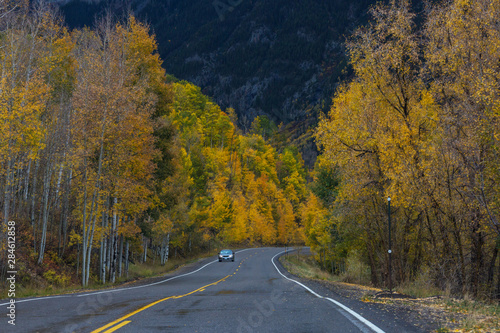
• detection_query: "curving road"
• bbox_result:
[2,248,424,332]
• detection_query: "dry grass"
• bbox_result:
[280,252,336,281]
[280,253,500,333]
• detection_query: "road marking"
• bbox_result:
[78,260,218,297]
[0,248,255,307]
[0,294,71,306]
[91,275,231,333]
[271,250,385,333]
[102,320,131,333]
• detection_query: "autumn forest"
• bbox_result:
[1,0,500,300]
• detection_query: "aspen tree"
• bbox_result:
[425,0,500,295]
[316,0,436,286]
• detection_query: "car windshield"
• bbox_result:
[220,250,232,254]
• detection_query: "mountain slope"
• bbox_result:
[58,0,374,129]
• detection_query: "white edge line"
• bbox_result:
[272,250,385,333]
[0,295,71,306]
[0,248,254,306]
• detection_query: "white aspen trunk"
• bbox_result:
[99,236,104,283]
[30,159,40,252]
[76,241,80,277]
[58,186,64,255]
[54,161,64,252]
[118,234,123,277]
[160,237,166,265]
[60,98,72,255]
[54,160,64,202]
[165,233,170,264]
[98,205,104,283]
[107,232,112,282]
[143,236,148,263]
[37,164,52,264]
[101,197,109,284]
[84,193,99,286]
[85,213,99,286]
[30,159,40,225]
[111,232,117,283]
[110,198,118,283]
[107,198,115,280]
[83,191,97,287]
[82,195,90,287]
[63,169,72,248]
[101,236,107,284]
[81,168,88,287]
[23,158,31,201]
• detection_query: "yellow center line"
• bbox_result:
[91,275,230,333]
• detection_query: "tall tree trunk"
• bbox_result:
[85,212,99,286]
[76,241,80,278]
[100,235,105,283]
[164,233,170,264]
[143,236,147,263]
[101,196,110,284]
[110,198,118,283]
[61,169,72,256]
[111,232,117,283]
[38,159,54,265]
[31,159,40,252]
[118,234,123,277]
[81,163,89,286]
[107,232,112,282]
[23,158,31,202]
[56,162,65,256]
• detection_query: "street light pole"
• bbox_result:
[388,196,392,294]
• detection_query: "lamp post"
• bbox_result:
[388,196,392,294]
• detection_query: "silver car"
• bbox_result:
[218,249,235,262]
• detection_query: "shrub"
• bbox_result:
[340,249,371,286]
[43,269,70,287]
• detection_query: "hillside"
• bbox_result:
[57,0,374,130]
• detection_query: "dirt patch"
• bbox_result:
[374,291,415,299]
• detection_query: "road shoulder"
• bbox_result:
[275,251,440,333]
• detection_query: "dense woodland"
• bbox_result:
[314,0,500,298]
[0,0,306,288]
[1,0,500,300]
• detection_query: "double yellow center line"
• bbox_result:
[91,274,231,333]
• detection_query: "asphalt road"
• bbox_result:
[2,248,424,332]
